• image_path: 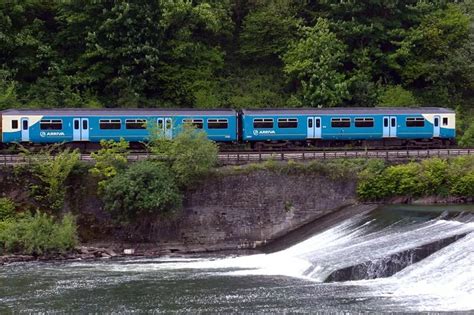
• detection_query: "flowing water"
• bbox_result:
[1,205,473,313]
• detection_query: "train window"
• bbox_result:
[434,118,439,127]
[315,119,321,128]
[406,117,425,127]
[443,117,448,126]
[100,119,121,130]
[208,119,228,129]
[125,119,147,129]
[278,118,298,128]
[355,118,374,128]
[11,120,18,129]
[22,120,28,130]
[384,118,388,128]
[157,119,164,129]
[308,119,313,128]
[253,118,273,128]
[166,119,172,129]
[40,119,63,130]
[183,119,203,129]
[331,118,351,128]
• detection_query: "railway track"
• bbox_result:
[0,148,472,166]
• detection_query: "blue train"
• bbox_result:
[0,107,456,148]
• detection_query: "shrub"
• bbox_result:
[102,161,182,223]
[450,173,474,196]
[357,157,474,201]
[149,124,218,187]
[0,197,16,221]
[90,138,129,191]
[419,158,448,195]
[27,147,80,214]
[0,212,78,255]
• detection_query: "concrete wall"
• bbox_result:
[138,170,357,251]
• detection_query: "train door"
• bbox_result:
[73,118,90,141]
[73,118,81,141]
[383,116,397,138]
[157,117,173,139]
[81,118,89,141]
[314,117,322,139]
[21,118,29,142]
[307,117,314,138]
[307,117,322,139]
[390,116,397,137]
[433,115,440,138]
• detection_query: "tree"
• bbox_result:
[283,18,350,107]
[388,4,472,106]
[378,85,417,107]
[458,120,474,147]
[102,161,182,223]
[239,2,300,63]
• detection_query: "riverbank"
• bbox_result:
[0,157,472,262]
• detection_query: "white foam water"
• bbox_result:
[69,212,474,311]
[351,232,474,311]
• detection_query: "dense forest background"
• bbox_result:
[0,0,473,114]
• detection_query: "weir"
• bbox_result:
[112,206,474,288]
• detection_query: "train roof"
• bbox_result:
[0,108,237,116]
[242,107,455,115]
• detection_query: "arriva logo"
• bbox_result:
[253,130,275,136]
[40,131,65,137]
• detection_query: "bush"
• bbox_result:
[419,158,448,195]
[0,197,15,221]
[357,156,474,201]
[102,161,182,223]
[450,173,474,196]
[28,148,80,213]
[90,138,129,191]
[0,212,78,255]
[149,124,218,187]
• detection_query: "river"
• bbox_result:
[1,205,473,313]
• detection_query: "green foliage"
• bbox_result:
[195,66,289,109]
[450,173,474,197]
[358,156,474,201]
[239,2,299,62]
[0,70,20,110]
[27,147,80,213]
[149,124,218,187]
[0,1,472,112]
[0,197,15,221]
[378,85,418,107]
[90,139,129,191]
[102,161,182,223]
[0,212,77,255]
[283,18,350,107]
[388,3,472,106]
[458,119,474,147]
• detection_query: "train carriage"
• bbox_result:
[241,108,455,145]
[0,109,238,144]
